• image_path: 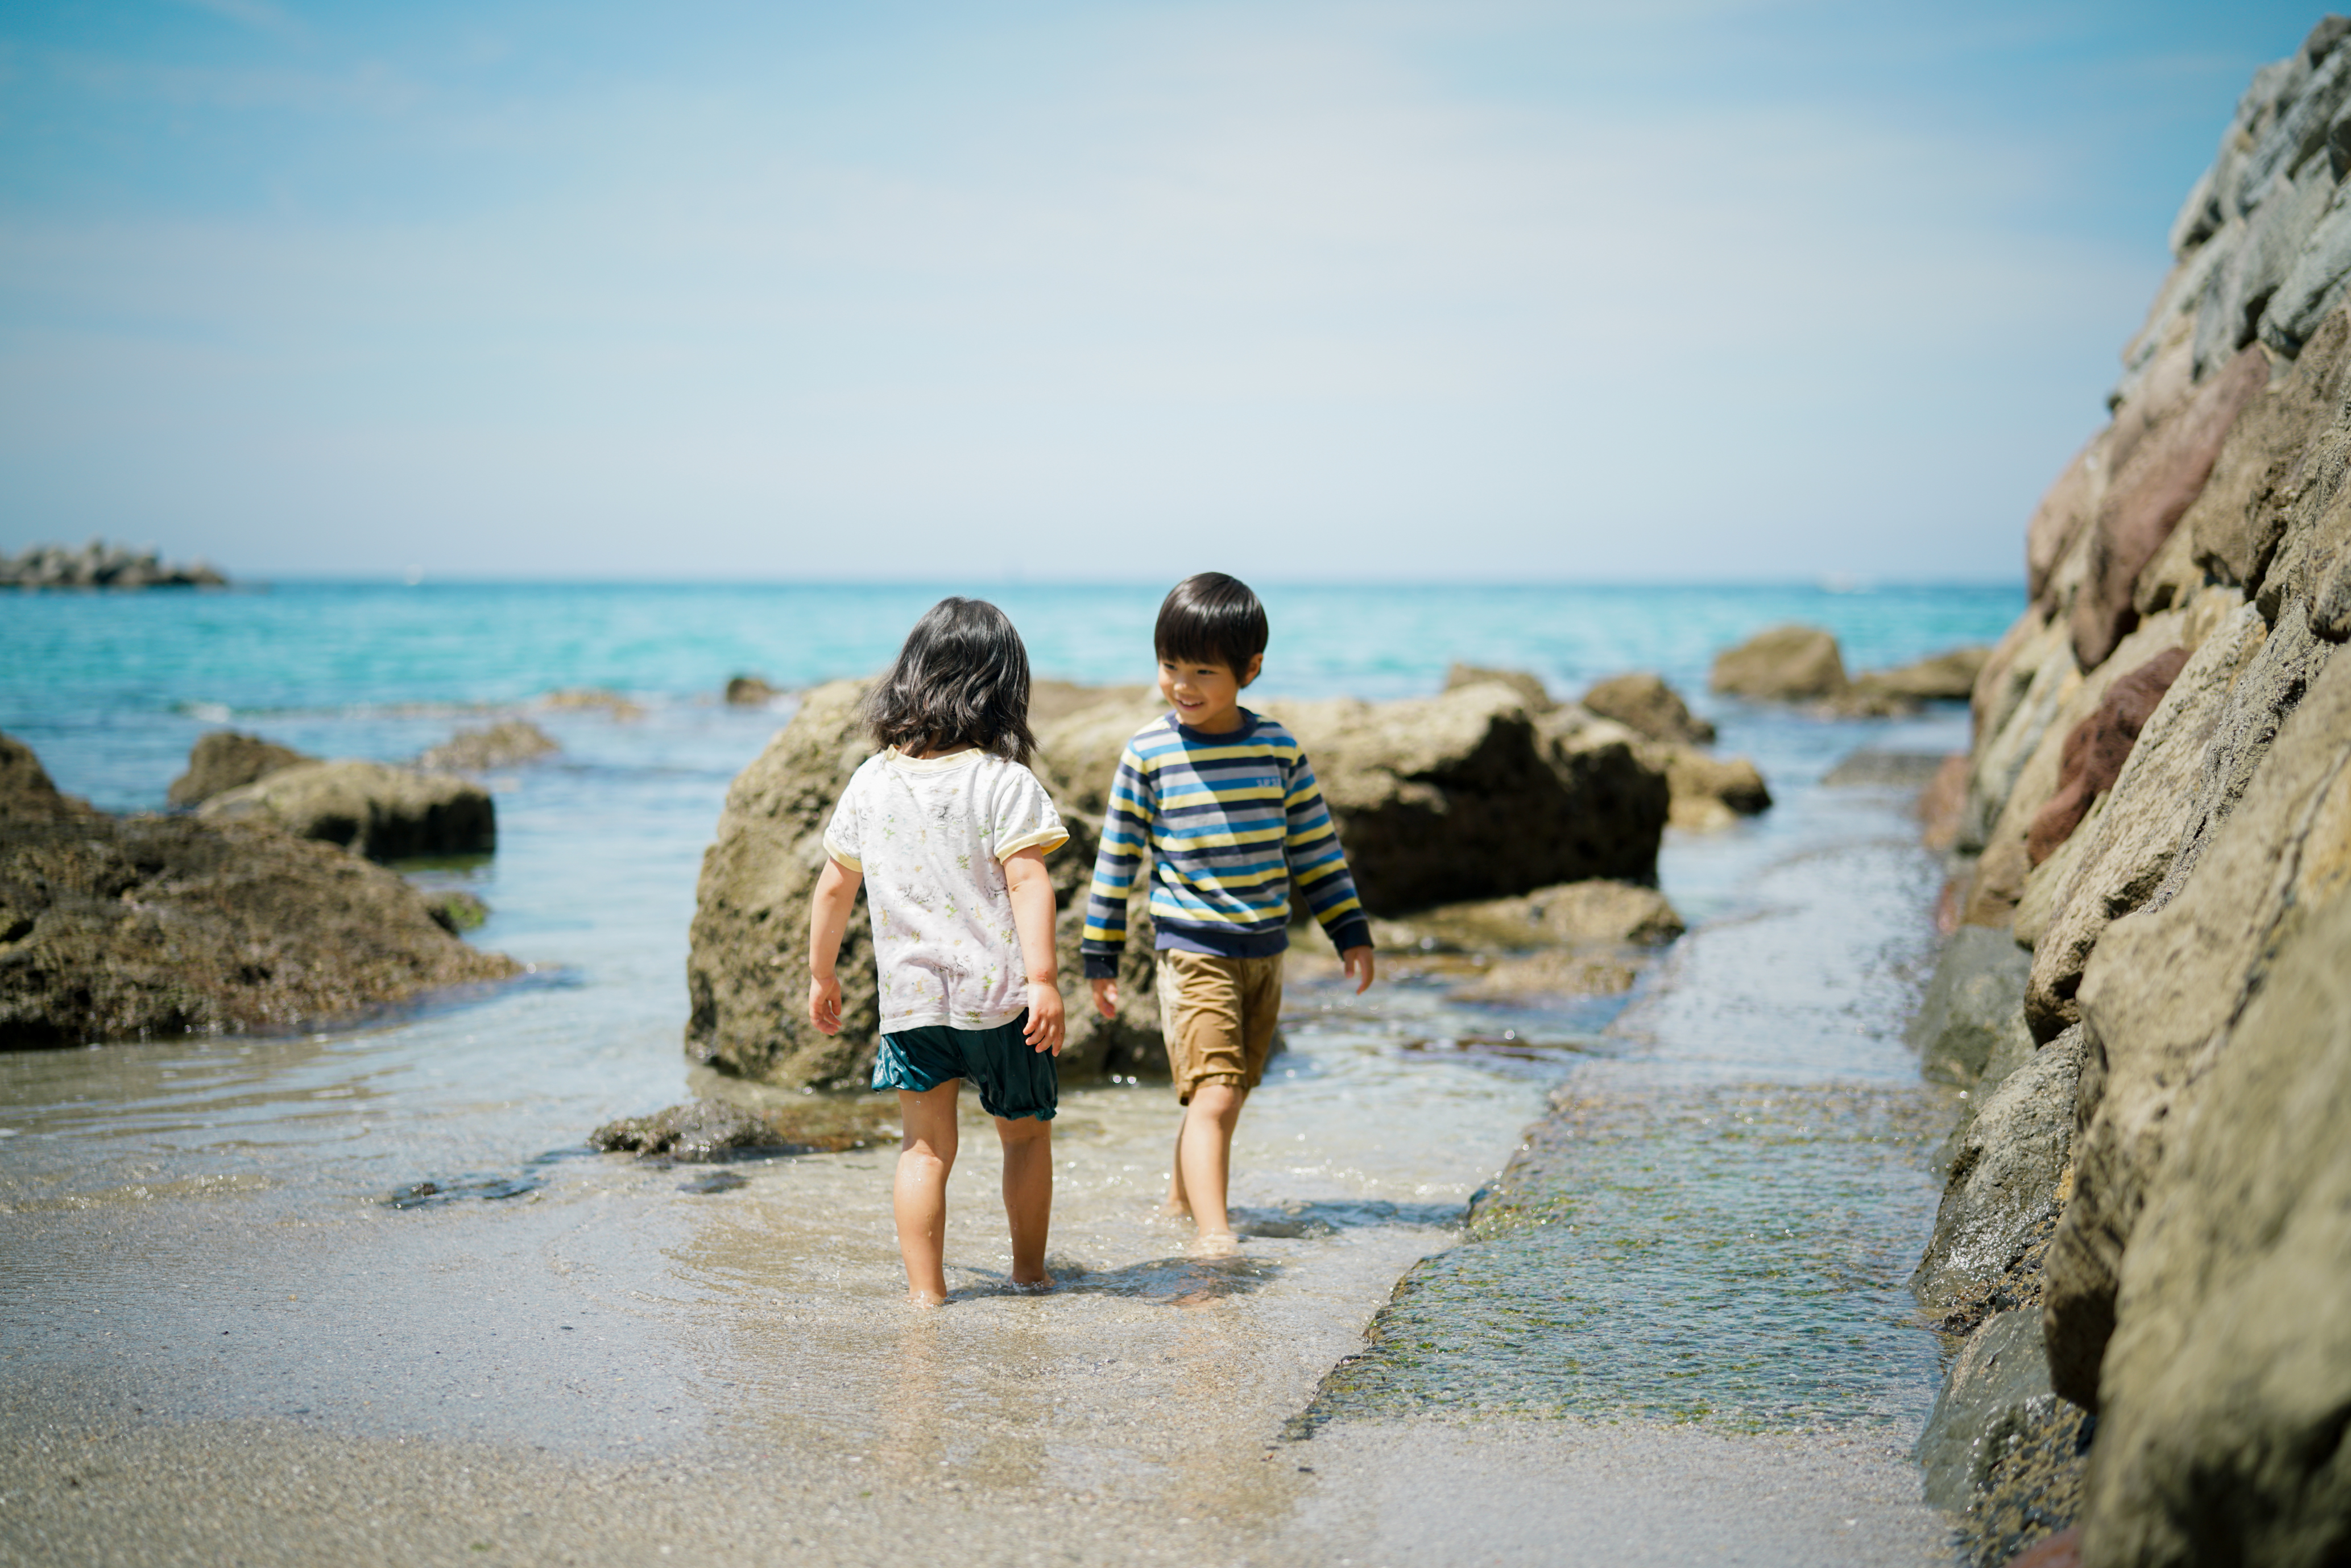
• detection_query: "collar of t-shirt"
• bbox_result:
[885,746,982,771]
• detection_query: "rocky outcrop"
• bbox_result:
[1909,24,2351,1560]
[416,720,559,773]
[167,731,312,808]
[1710,624,1847,701]
[1,540,226,589]
[1442,663,1556,714]
[1578,672,1715,744]
[541,688,644,721]
[198,760,496,862]
[0,737,517,1047]
[723,676,778,706]
[1370,880,1683,951]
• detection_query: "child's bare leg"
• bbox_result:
[895,1083,961,1305]
[1165,1109,1193,1217]
[995,1115,1053,1287]
[1174,1081,1247,1242]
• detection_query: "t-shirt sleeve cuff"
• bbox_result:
[996,826,1070,860]
[1081,953,1120,980]
[821,833,863,872]
[1327,916,1372,954]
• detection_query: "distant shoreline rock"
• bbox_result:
[2,540,227,590]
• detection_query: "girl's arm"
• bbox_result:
[1002,847,1065,1055]
[808,857,863,1035]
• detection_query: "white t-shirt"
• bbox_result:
[822,747,1069,1034]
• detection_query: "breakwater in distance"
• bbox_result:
[1902,16,2351,1566]
[1,578,2022,1564]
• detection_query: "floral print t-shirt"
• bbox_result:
[822,747,1068,1034]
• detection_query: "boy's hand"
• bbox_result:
[808,973,843,1035]
[1090,977,1119,1019]
[1342,946,1376,995]
[1024,979,1066,1056]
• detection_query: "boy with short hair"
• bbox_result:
[1082,572,1376,1252]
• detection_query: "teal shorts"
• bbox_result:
[872,1013,1057,1122]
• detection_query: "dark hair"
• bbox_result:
[860,597,1036,764]
[1154,572,1268,678]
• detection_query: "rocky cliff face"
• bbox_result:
[1913,19,2351,1565]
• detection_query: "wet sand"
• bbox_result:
[1,983,1951,1566]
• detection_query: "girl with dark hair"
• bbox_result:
[806,598,1069,1304]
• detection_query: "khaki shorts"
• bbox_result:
[1156,950,1284,1104]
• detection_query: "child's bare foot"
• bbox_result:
[1189,1230,1240,1259]
[906,1286,947,1308]
[1007,1272,1055,1294]
[1160,1197,1193,1219]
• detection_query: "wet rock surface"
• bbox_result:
[167,731,313,808]
[198,759,498,862]
[0,738,518,1047]
[1916,1309,2062,1511]
[1907,925,2033,1088]
[1,733,95,825]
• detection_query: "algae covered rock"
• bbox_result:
[0,741,519,1048]
[590,1096,895,1160]
[1708,624,1847,702]
[1370,879,1683,953]
[1,733,94,825]
[167,730,312,808]
[199,759,496,862]
[1915,1310,2065,1512]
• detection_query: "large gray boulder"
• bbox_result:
[0,737,517,1048]
[1707,624,1847,702]
[198,760,496,862]
[2074,886,2351,1567]
[1261,684,1668,911]
[1910,925,2034,1088]
[168,731,312,809]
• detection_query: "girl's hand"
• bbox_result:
[809,973,843,1035]
[1089,977,1119,1019]
[1342,946,1376,995]
[1024,979,1066,1056]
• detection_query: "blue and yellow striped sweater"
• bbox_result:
[1080,710,1372,978]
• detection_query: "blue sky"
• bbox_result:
[0,2,2335,581]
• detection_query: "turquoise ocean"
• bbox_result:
[1,580,2018,1448]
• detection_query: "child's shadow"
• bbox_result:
[952,1252,1277,1308]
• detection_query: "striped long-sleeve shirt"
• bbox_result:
[1080,710,1372,978]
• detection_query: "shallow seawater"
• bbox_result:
[0,581,2000,1554]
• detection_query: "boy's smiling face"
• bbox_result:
[1158,651,1261,735]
